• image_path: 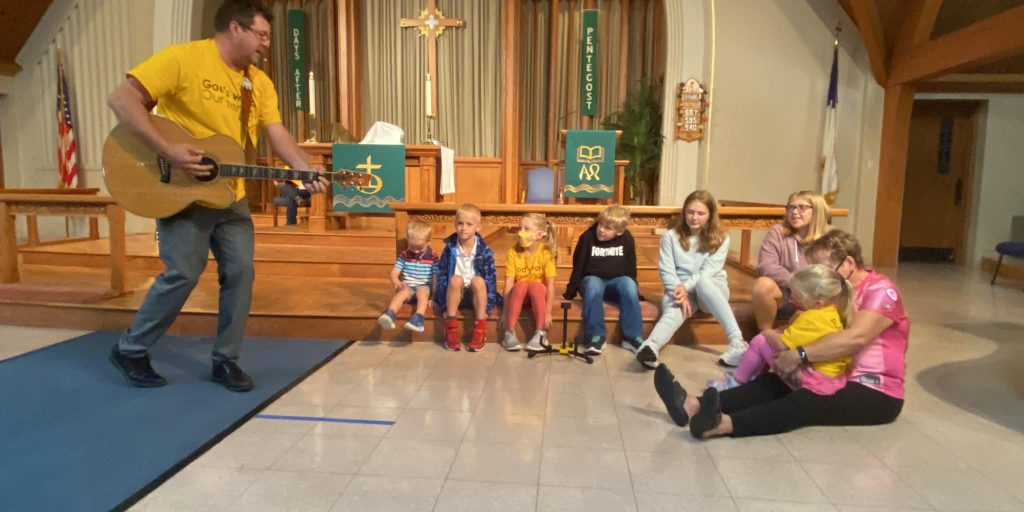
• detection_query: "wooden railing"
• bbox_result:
[0,194,127,296]
[390,203,849,274]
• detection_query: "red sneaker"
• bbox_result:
[444,318,461,351]
[467,319,487,352]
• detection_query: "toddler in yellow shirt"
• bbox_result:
[501,213,557,352]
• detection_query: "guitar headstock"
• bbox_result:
[329,169,373,188]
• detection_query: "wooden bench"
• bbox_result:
[390,202,849,275]
[0,193,127,297]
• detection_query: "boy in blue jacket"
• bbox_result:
[434,204,501,351]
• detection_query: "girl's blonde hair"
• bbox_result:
[784,190,831,244]
[518,212,558,262]
[789,264,854,327]
[675,190,725,253]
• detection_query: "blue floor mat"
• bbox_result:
[0,331,350,511]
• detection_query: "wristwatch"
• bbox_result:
[796,346,810,366]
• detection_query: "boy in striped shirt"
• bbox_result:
[378,221,438,332]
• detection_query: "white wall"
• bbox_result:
[916,93,1024,265]
[0,0,198,242]
[658,0,885,262]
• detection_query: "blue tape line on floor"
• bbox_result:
[255,414,395,426]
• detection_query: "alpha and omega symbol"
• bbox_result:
[576,145,604,181]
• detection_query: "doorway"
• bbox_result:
[899,100,982,264]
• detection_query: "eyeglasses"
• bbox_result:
[241,24,271,42]
[786,204,813,213]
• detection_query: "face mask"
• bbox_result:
[518,230,537,248]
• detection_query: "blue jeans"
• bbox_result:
[276,182,311,225]
[579,275,643,339]
[118,201,255,362]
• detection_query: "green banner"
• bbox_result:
[332,144,406,213]
[580,9,599,116]
[288,9,306,111]
[565,130,616,198]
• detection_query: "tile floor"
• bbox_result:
[2,264,1022,511]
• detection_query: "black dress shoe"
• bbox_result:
[108,345,166,387]
[212,360,254,392]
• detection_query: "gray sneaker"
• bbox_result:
[501,331,523,351]
[584,336,605,355]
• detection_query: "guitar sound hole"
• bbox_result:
[196,156,219,182]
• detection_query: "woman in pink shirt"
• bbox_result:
[753,191,833,332]
[655,230,909,438]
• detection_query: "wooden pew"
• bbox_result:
[390,203,849,275]
[0,188,101,247]
[0,193,127,297]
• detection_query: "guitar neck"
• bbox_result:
[219,163,320,182]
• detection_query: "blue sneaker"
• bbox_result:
[584,336,605,355]
[403,313,425,333]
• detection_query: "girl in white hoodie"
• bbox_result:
[636,190,747,368]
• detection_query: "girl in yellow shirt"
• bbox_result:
[731,264,854,396]
[502,213,558,352]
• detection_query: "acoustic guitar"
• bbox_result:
[102,114,368,219]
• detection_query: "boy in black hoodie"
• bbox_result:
[563,205,643,355]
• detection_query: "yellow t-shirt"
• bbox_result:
[506,246,557,284]
[128,39,283,202]
[781,305,850,378]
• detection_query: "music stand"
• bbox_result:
[527,301,593,364]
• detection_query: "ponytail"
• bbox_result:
[836,278,855,328]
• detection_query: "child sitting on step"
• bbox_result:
[501,213,558,352]
[434,204,501,352]
[378,220,438,332]
[714,264,853,395]
[636,190,748,370]
[562,205,643,355]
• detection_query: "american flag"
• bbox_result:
[56,53,80,188]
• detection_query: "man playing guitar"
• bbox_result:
[106,0,329,391]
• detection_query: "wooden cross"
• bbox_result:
[400,0,464,119]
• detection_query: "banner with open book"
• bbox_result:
[331,144,405,213]
[564,130,616,199]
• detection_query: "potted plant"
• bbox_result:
[601,77,664,205]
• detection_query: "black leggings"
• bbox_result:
[720,374,904,437]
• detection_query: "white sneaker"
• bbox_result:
[636,341,660,369]
[377,313,396,330]
[525,331,548,352]
[501,331,523,351]
[718,340,749,367]
[706,371,741,391]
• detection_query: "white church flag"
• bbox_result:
[820,44,839,204]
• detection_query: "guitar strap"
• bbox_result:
[240,66,257,164]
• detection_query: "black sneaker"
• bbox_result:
[108,345,166,387]
[212,360,254,392]
[636,344,660,370]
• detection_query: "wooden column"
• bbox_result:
[501,0,521,203]
[0,202,17,282]
[872,84,916,267]
[336,0,364,135]
[545,0,561,165]
[618,0,630,104]
[106,204,127,295]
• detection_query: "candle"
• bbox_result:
[308,71,316,117]
[425,73,433,117]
